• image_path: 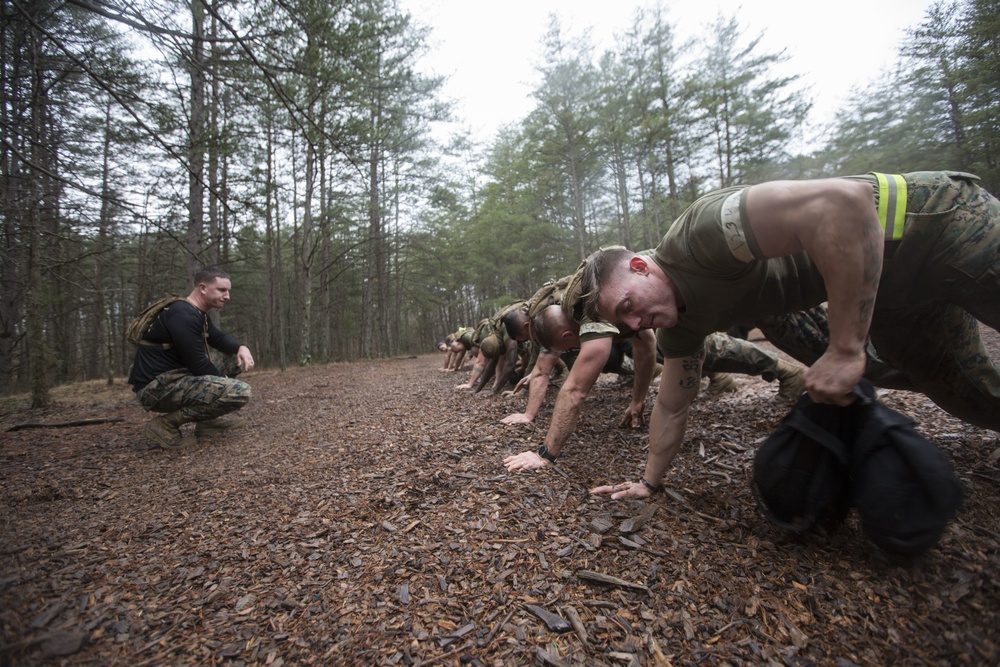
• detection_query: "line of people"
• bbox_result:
[444,170,1000,502]
[439,266,810,477]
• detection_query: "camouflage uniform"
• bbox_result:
[858,171,1000,429]
[755,305,914,390]
[653,170,1000,430]
[136,347,251,422]
[757,173,1000,428]
[455,327,476,350]
[703,332,788,382]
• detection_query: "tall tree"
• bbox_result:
[629,3,699,244]
[595,49,635,249]
[186,0,206,278]
[955,0,1000,190]
[347,0,442,358]
[527,16,603,261]
[694,13,810,187]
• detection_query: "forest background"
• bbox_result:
[2,0,998,406]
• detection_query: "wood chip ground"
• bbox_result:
[1,331,998,665]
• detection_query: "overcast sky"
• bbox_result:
[401,0,936,147]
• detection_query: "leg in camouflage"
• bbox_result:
[869,302,1000,431]
[136,355,252,448]
[756,305,914,391]
[702,332,805,402]
[866,171,1000,431]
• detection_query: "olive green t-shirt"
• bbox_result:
[652,185,831,358]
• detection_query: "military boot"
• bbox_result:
[705,372,737,398]
[194,415,245,436]
[775,359,806,402]
[143,410,195,450]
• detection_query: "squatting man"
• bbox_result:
[128,267,255,450]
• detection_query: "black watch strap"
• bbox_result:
[639,478,661,493]
[536,445,558,462]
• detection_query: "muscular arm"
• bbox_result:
[746,179,883,404]
[490,340,521,395]
[542,336,612,453]
[457,351,486,390]
[503,336,611,471]
[591,350,702,499]
[473,356,499,394]
[641,353,701,486]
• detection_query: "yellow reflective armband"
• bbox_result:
[871,172,907,241]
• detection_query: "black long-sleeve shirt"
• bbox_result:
[128,300,241,392]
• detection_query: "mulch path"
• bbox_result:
[1,331,999,666]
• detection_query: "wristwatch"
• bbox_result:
[536,445,558,463]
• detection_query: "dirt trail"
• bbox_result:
[1,349,998,665]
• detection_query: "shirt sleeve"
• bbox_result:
[578,318,619,343]
[207,318,241,355]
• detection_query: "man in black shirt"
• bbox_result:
[128,268,254,450]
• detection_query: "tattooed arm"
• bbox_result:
[745,178,883,405]
[590,348,703,500]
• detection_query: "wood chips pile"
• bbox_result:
[2,338,999,665]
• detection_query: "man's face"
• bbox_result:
[202,278,232,310]
[596,257,677,331]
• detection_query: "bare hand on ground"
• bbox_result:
[618,404,645,429]
[501,413,532,425]
[503,451,548,472]
[589,481,650,500]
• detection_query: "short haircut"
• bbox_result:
[533,305,574,351]
[579,247,632,322]
[194,267,230,286]
[501,308,530,340]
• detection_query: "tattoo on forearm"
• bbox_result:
[679,376,698,390]
[678,351,702,390]
[858,296,875,325]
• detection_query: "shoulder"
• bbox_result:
[658,185,758,270]
[161,300,204,324]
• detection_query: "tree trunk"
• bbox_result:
[97,99,113,384]
[187,0,206,278]
[299,141,315,365]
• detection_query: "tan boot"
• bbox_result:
[143,411,195,450]
[775,359,806,402]
[706,372,737,397]
[194,415,245,436]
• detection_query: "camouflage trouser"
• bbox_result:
[766,172,1000,432]
[703,332,781,380]
[135,350,251,423]
[755,306,913,390]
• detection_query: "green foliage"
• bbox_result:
[4,0,995,393]
[955,0,1000,190]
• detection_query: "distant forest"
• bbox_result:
[3,0,998,404]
